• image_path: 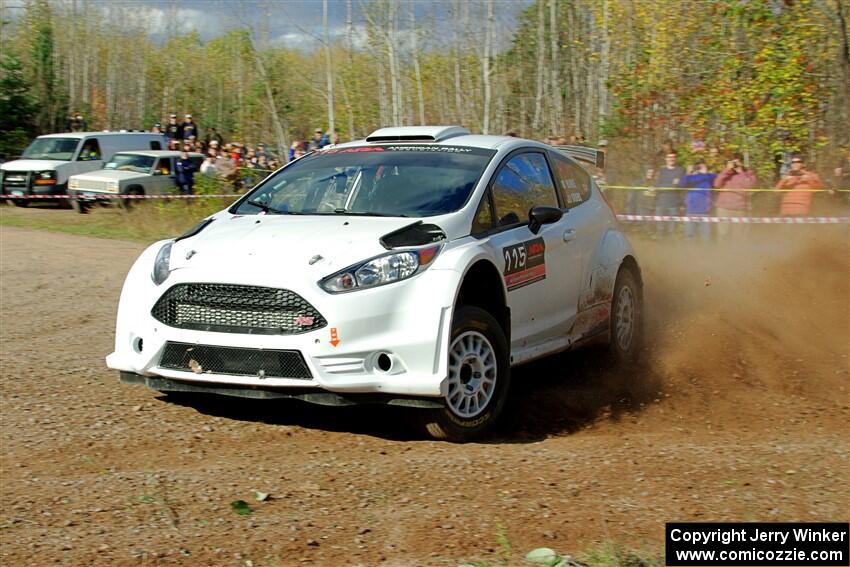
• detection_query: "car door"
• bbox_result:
[476,150,584,352]
[150,158,175,194]
[548,151,608,306]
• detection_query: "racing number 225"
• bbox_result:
[504,245,527,273]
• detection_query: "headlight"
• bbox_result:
[68,178,79,190]
[107,180,119,192]
[320,244,442,293]
[151,241,173,285]
[33,170,57,185]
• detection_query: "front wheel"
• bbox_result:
[608,267,643,362]
[420,306,510,442]
[71,198,90,214]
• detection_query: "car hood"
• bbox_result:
[169,214,428,281]
[1,159,66,172]
[71,170,149,183]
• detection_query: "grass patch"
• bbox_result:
[0,198,235,243]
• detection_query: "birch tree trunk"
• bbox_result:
[386,0,400,125]
[409,1,425,125]
[323,0,335,134]
[481,0,493,134]
[549,0,563,135]
[252,46,289,158]
[452,0,463,124]
[597,0,610,136]
[532,0,545,133]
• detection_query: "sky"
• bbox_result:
[77,0,531,51]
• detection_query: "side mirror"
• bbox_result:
[528,205,563,234]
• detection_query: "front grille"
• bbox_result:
[151,283,327,335]
[76,179,114,192]
[3,172,30,189]
[159,342,312,379]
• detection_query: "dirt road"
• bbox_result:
[1,224,848,566]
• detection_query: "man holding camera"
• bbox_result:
[713,154,757,237]
[775,153,823,216]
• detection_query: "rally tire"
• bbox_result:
[608,266,643,363]
[420,306,510,442]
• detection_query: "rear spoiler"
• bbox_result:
[552,145,605,170]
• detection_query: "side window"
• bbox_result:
[77,139,101,161]
[471,191,494,234]
[491,152,558,226]
[150,140,162,150]
[550,152,592,208]
[155,159,171,175]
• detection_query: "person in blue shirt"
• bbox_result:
[681,160,716,241]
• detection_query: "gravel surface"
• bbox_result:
[1,222,847,566]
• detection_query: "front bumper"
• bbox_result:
[107,247,459,399]
[2,171,66,196]
[119,372,442,407]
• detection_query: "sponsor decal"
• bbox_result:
[503,237,546,291]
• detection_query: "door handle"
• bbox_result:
[563,228,577,242]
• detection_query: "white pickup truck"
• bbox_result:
[68,150,204,212]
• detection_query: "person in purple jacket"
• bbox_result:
[681,160,716,241]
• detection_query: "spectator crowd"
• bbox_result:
[62,110,849,220]
[142,112,343,194]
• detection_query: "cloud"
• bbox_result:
[128,6,228,40]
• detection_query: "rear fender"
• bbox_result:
[578,228,635,311]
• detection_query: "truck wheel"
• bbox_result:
[121,188,143,210]
[71,198,89,214]
[608,266,643,363]
[12,199,28,208]
[420,306,510,442]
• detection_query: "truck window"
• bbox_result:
[150,140,162,150]
[77,139,101,161]
[154,159,172,175]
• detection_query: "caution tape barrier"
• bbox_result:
[604,185,850,193]
[616,214,849,224]
[3,194,846,223]
[1,193,240,199]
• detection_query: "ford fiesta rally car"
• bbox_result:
[107,126,642,441]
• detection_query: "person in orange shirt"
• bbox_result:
[776,154,823,216]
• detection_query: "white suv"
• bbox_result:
[107,126,642,441]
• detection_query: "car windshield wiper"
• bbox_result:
[246,199,282,214]
[333,208,407,217]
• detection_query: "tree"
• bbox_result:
[0,53,38,157]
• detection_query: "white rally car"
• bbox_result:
[108,126,642,441]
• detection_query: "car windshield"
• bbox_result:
[21,138,79,161]
[233,145,496,217]
[105,154,156,173]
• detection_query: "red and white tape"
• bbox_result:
[1,194,240,199]
[616,214,849,224]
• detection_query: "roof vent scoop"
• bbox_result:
[365,125,470,143]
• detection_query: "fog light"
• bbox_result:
[376,352,393,372]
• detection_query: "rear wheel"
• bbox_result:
[420,306,510,442]
[608,267,643,362]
